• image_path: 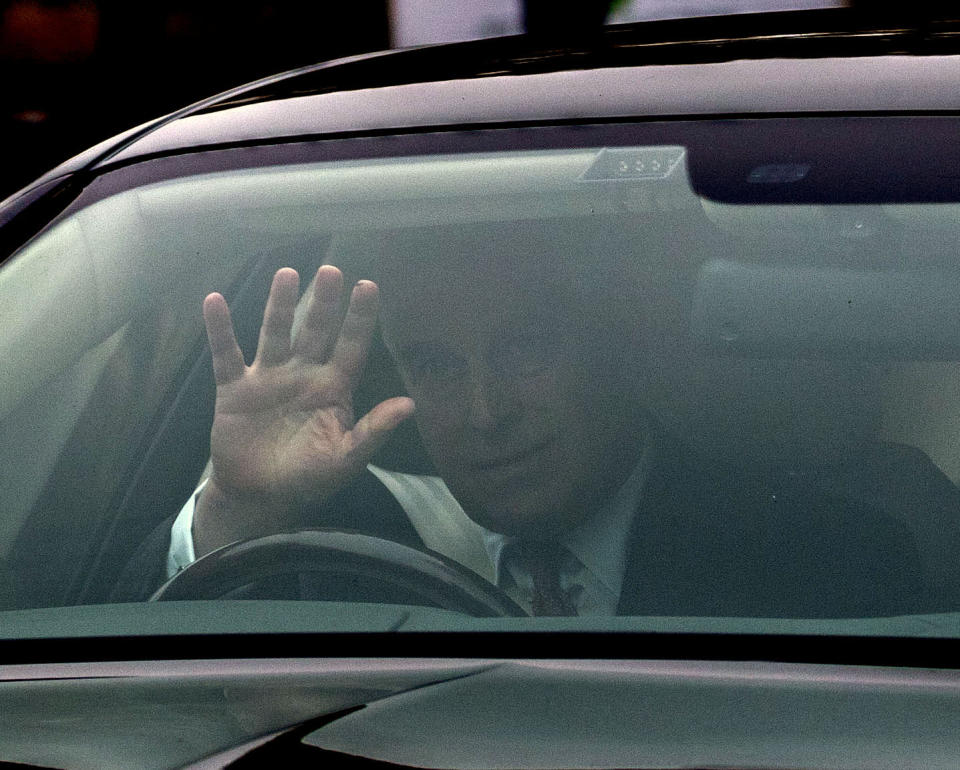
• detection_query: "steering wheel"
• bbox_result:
[150,529,528,617]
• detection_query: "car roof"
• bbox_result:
[99,55,960,165]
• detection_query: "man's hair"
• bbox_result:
[324,215,677,335]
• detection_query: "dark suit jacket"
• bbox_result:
[113,438,929,617]
[617,440,924,617]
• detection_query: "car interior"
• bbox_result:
[3,137,960,616]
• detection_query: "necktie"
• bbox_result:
[516,540,579,616]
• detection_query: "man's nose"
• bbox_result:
[465,369,518,431]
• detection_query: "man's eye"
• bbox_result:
[491,335,558,375]
[409,354,466,384]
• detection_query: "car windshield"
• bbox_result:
[4,116,960,639]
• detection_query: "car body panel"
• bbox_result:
[2,656,959,769]
[304,657,960,769]
[0,657,494,769]
[0,120,157,210]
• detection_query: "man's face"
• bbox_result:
[380,253,642,538]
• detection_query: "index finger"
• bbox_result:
[203,292,246,385]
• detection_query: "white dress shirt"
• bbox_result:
[168,447,650,615]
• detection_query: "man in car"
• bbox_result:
[128,223,927,616]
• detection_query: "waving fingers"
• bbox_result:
[292,268,381,388]
[254,267,299,366]
[330,280,380,387]
[293,265,345,362]
[212,265,381,386]
[203,293,246,386]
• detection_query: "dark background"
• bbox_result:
[0,1,392,200]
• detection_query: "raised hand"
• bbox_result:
[193,266,414,555]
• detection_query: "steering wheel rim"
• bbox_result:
[150,528,528,617]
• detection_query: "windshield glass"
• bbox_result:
[4,118,960,638]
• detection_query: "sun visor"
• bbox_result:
[686,117,960,204]
[691,259,960,360]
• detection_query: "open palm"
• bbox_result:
[203,265,414,511]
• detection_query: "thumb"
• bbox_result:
[346,396,416,463]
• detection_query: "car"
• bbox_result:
[3,3,960,768]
